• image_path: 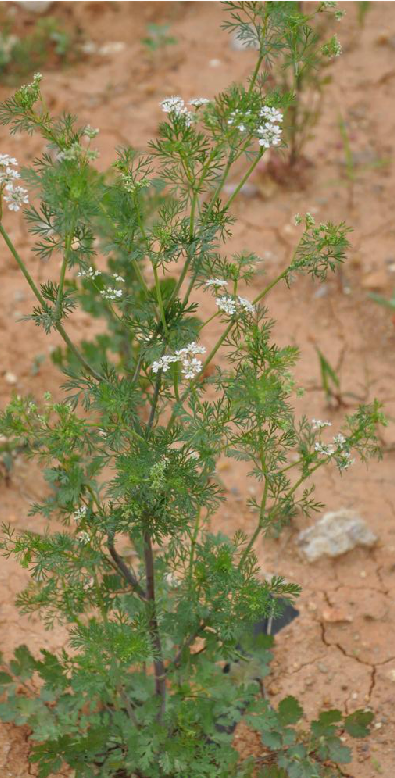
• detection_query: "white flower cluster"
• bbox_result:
[73,505,87,523]
[76,530,90,545]
[0,164,20,186]
[314,426,354,471]
[57,142,99,162]
[205,278,228,288]
[83,124,99,139]
[312,419,331,430]
[257,106,283,149]
[216,295,255,316]
[189,98,210,107]
[112,273,124,284]
[160,96,193,127]
[4,185,29,211]
[228,108,252,133]
[152,341,206,380]
[77,266,101,279]
[100,288,123,301]
[227,104,283,150]
[0,155,28,211]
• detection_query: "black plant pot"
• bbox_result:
[216,596,299,736]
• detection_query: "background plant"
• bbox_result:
[0,3,383,778]
[0,13,82,84]
[264,0,344,170]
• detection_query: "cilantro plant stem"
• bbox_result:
[0,223,104,381]
[55,215,76,322]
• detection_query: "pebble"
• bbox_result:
[5,372,17,384]
[317,662,329,673]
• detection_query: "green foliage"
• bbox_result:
[0,15,81,84]
[0,3,382,777]
[142,23,178,54]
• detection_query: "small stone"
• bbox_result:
[361,270,387,291]
[388,669,395,682]
[230,31,259,51]
[322,607,353,623]
[268,685,279,696]
[13,290,25,302]
[209,59,221,68]
[317,662,329,673]
[297,509,378,562]
[360,570,367,578]
[5,372,17,384]
[98,42,126,56]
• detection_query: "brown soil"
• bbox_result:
[0,1,395,776]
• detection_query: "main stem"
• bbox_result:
[144,529,166,721]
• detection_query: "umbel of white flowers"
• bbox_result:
[0,155,28,211]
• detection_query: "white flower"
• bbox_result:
[160,96,193,126]
[312,419,332,430]
[314,441,335,456]
[100,288,123,301]
[205,278,228,288]
[238,123,246,132]
[257,122,282,148]
[0,166,20,185]
[0,154,18,167]
[152,354,179,373]
[189,98,210,107]
[57,142,81,162]
[165,573,181,588]
[76,530,90,545]
[188,451,200,460]
[73,506,87,523]
[77,266,101,279]
[337,452,355,470]
[4,184,28,211]
[217,296,237,315]
[112,273,124,283]
[161,96,185,113]
[216,295,255,316]
[152,342,206,380]
[333,433,346,448]
[237,296,255,314]
[176,342,206,379]
[260,106,283,123]
[256,105,283,149]
[83,124,99,139]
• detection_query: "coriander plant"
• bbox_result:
[267,0,344,170]
[0,4,383,778]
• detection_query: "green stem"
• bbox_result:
[153,264,168,336]
[223,148,263,213]
[239,459,324,566]
[0,223,104,382]
[55,217,75,321]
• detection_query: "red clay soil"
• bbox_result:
[0,2,395,776]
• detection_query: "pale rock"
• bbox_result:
[297,509,378,562]
[14,1,53,11]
